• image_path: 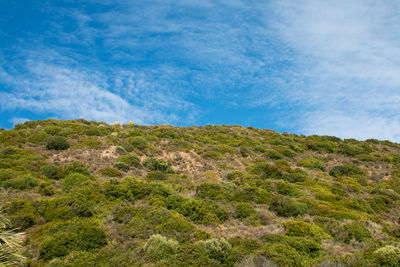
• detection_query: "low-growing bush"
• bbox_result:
[195,238,232,263]
[99,167,122,177]
[201,150,223,159]
[329,164,364,177]
[113,161,130,171]
[143,158,174,173]
[1,175,38,190]
[39,221,107,261]
[46,136,70,150]
[147,170,168,181]
[269,196,308,217]
[130,136,147,150]
[41,164,58,179]
[342,223,372,244]
[61,173,93,191]
[371,245,400,266]
[284,220,329,241]
[235,202,256,219]
[297,157,326,171]
[116,154,140,167]
[144,234,179,261]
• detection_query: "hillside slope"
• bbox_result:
[1,119,400,266]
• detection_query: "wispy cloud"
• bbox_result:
[268,0,400,140]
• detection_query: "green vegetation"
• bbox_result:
[1,119,400,266]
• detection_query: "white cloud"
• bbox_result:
[268,0,400,141]
[0,51,194,125]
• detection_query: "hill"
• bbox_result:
[1,119,400,266]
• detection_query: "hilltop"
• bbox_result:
[1,119,400,266]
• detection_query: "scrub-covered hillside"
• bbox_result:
[1,119,400,266]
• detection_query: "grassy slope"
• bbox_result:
[1,119,400,266]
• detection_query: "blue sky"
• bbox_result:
[1,0,400,141]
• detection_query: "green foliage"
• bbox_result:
[196,183,234,201]
[143,158,174,173]
[342,223,372,243]
[147,170,168,181]
[116,154,141,167]
[276,180,304,197]
[1,174,38,190]
[130,136,147,150]
[41,164,58,179]
[269,195,308,217]
[195,238,232,263]
[113,161,130,171]
[284,220,329,241]
[57,162,90,179]
[235,202,256,219]
[144,234,179,261]
[371,246,400,266]
[0,212,26,266]
[61,173,93,191]
[201,150,223,159]
[329,164,364,177]
[38,221,107,261]
[297,157,326,171]
[46,136,70,150]
[99,167,122,177]
[258,243,308,267]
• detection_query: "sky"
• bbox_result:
[1,0,400,141]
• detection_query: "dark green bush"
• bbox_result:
[1,175,38,190]
[46,136,70,150]
[269,196,308,217]
[116,154,140,167]
[41,164,58,179]
[329,164,364,177]
[297,157,326,171]
[130,136,147,150]
[196,183,234,201]
[234,186,270,204]
[57,162,90,178]
[99,167,122,177]
[61,173,93,191]
[342,223,372,243]
[113,161,130,171]
[147,170,168,181]
[39,221,107,261]
[143,158,174,173]
[235,202,256,219]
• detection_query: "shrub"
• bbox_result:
[329,164,364,177]
[147,170,168,181]
[116,154,140,167]
[39,221,107,261]
[57,162,90,178]
[297,158,326,171]
[202,150,223,160]
[235,202,256,219]
[46,136,70,150]
[276,181,304,197]
[1,175,38,190]
[113,161,130,171]
[226,170,244,181]
[342,223,372,243]
[195,238,232,263]
[269,196,308,217]
[41,164,58,179]
[99,167,122,177]
[258,243,307,266]
[265,150,283,160]
[130,136,147,150]
[61,173,93,191]
[143,158,174,173]
[234,186,270,204]
[284,220,328,241]
[196,183,234,201]
[115,146,127,155]
[144,234,179,261]
[371,246,400,266]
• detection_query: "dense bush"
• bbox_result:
[329,164,364,177]
[113,161,130,171]
[235,202,256,219]
[147,170,168,181]
[99,167,122,177]
[130,136,147,150]
[1,175,38,190]
[41,164,58,179]
[342,223,372,243]
[46,136,70,150]
[144,234,179,261]
[116,154,141,167]
[371,246,400,266]
[39,221,107,261]
[61,173,93,191]
[297,157,326,171]
[283,220,329,241]
[195,238,232,263]
[143,158,174,173]
[269,196,308,217]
